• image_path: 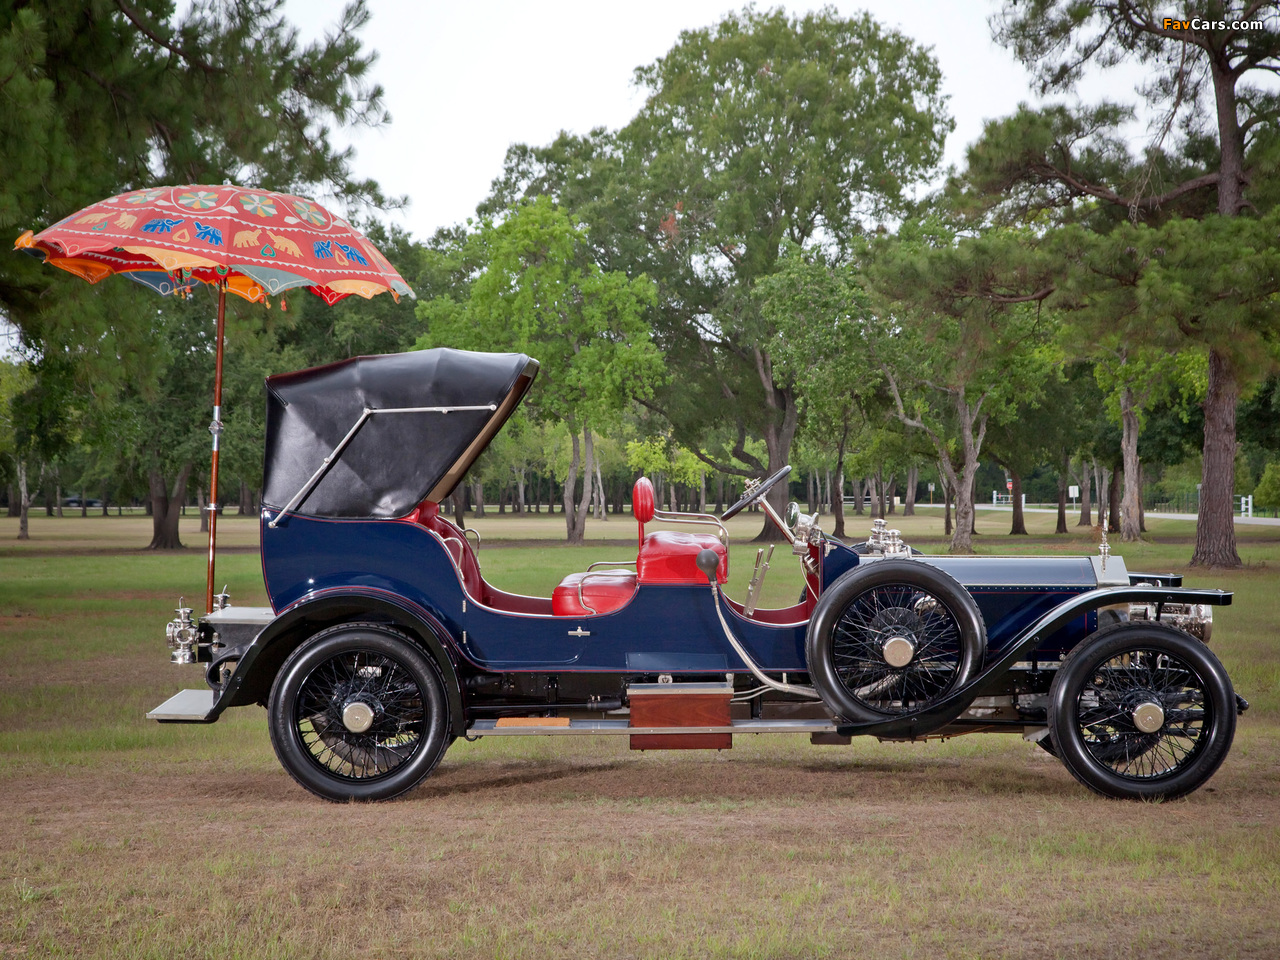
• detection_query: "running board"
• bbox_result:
[147,688,215,722]
[467,718,838,737]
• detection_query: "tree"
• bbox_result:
[756,243,880,540]
[1,1,399,545]
[414,198,663,543]
[867,225,1055,552]
[983,1,1280,565]
[1053,213,1280,542]
[483,7,951,538]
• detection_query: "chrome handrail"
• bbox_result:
[650,508,729,546]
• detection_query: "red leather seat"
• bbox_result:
[552,477,727,614]
[638,530,727,584]
[552,571,637,617]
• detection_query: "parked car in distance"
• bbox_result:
[61,497,103,508]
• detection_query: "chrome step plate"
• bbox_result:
[147,688,215,722]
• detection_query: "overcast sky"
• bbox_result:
[285,0,1158,240]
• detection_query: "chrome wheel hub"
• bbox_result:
[1131,701,1165,734]
[342,700,375,734]
[882,635,916,669]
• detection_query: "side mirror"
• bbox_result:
[785,501,800,529]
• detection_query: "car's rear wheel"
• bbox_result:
[268,622,451,802]
[1048,623,1235,801]
[806,560,987,723]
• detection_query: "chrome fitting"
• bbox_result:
[165,598,198,664]
[213,584,231,611]
[1128,601,1213,643]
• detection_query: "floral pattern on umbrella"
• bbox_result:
[16,184,413,305]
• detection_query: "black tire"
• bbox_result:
[1047,622,1236,801]
[268,622,452,802]
[806,559,987,723]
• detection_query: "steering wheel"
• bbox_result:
[721,465,792,520]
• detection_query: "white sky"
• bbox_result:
[286,0,1159,240]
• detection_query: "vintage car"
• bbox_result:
[149,348,1247,802]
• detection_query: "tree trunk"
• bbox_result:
[1009,471,1027,535]
[102,481,110,517]
[575,428,594,542]
[886,474,897,515]
[16,462,38,540]
[903,465,917,516]
[595,458,608,520]
[1192,350,1242,567]
[833,464,846,540]
[563,426,582,543]
[851,476,864,515]
[1056,453,1069,535]
[715,474,724,513]
[197,484,210,534]
[80,487,87,518]
[516,469,526,514]
[6,484,16,518]
[874,468,884,519]
[943,475,952,537]
[1107,468,1121,534]
[450,483,466,520]
[1094,460,1107,527]
[147,463,192,549]
[753,351,799,542]
[1076,458,1092,526]
[1138,462,1147,533]
[1120,385,1142,542]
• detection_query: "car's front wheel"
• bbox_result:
[806,559,987,723]
[268,622,451,802]
[1048,622,1236,801]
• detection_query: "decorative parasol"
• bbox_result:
[15,184,416,612]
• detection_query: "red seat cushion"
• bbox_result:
[637,530,728,585]
[552,571,637,617]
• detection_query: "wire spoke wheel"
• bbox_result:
[295,651,425,781]
[1049,623,1236,801]
[831,583,964,714]
[808,560,986,723]
[1073,649,1205,779]
[269,623,451,802]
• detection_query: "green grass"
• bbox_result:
[1,513,1279,958]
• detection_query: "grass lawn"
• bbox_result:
[1,509,1278,959]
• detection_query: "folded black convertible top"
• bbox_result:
[261,348,538,519]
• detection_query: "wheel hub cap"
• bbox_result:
[1132,701,1165,734]
[882,635,916,669]
[342,700,375,734]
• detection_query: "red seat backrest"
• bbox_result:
[633,476,655,547]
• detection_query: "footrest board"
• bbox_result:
[146,688,215,722]
[627,682,733,750]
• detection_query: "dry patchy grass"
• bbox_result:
[1,516,1278,958]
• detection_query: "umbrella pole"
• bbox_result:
[206,281,227,614]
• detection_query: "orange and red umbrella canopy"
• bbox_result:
[15,184,415,306]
